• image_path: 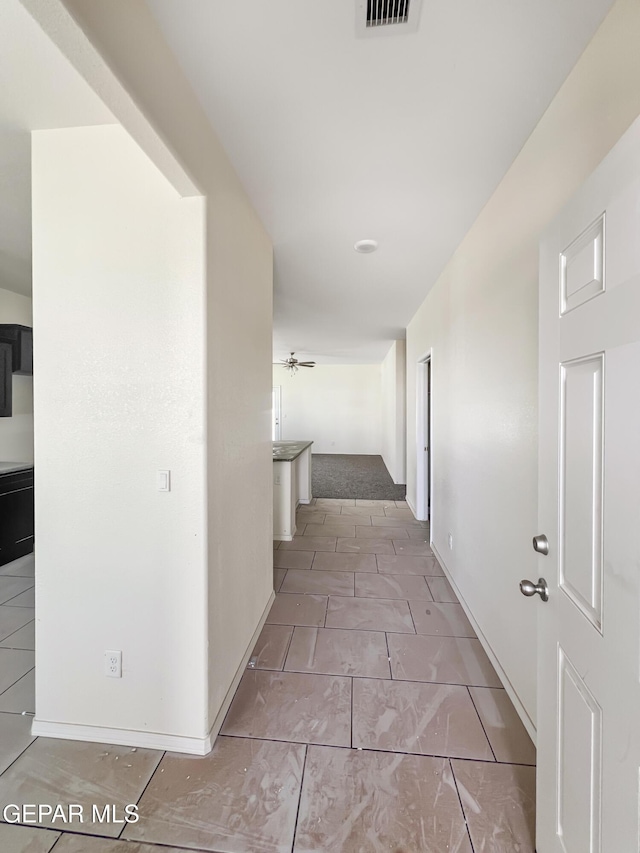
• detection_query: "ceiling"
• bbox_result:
[0,0,616,354]
[0,0,113,296]
[147,0,615,363]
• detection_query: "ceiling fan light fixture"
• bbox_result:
[354,239,378,254]
[280,352,316,375]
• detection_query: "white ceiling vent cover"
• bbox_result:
[356,0,422,37]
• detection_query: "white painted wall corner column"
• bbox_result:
[381,340,406,484]
[31,124,209,751]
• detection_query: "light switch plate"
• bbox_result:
[157,470,171,492]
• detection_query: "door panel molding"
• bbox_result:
[560,213,605,315]
[558,352,604,632]
[557,646,602,853]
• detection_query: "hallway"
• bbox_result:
[260,498,535,850]
[0,498,535,852]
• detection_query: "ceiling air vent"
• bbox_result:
[356,0,422,37]
[367,0,409,27]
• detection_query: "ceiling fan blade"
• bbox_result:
[298,362,316,367]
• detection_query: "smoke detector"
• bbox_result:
[354,239,378,254]
[356,0,423,37]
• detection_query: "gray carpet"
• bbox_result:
[312,454,406,500]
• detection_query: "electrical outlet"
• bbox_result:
[105,650,122,678]
[274,473,281,485]
[448,533,453,550]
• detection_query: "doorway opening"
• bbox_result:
[415,354,431,524]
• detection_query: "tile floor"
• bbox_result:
[0,503,536,852]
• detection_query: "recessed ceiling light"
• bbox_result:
[354,239,378,254]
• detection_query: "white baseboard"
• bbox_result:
[430,543,537,746]
[30,719,213,755]
[32,591,277,756]
[406,494,429,525]
[274,520,297,541]
[205,589,275,746]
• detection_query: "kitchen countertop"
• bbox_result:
[272,441,313,462]
[0,462,34,475]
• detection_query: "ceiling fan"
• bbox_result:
[280,352,316,374]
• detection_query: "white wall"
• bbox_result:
[29,0,274,749]
[405,0,640,734]
[274,364,382,455]
[381,340,406,484]
[0,287,33,462]
[32,125,209,745]
[206,159,273,729]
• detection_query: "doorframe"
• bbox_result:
[272,386,282,441]
[415,351,432,529]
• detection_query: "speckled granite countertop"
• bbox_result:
[0,462,33,475]
[272,441,313,462]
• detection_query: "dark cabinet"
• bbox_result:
[0,324,33,375]
[0,325,32,418]
[0,343,11,418]
[0,467,34,567]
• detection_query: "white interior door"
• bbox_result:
[415,357,431,522]
[272,386,281,441]
[535,117,640,851]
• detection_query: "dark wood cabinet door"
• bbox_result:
[0,342,11,418]
[17,327,33,375]
[0,324,33,376]
[0,469,34,566]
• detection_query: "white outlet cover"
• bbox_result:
[105,649,122,678]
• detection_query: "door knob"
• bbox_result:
[532,534,550,555]
[520,578,549,602]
